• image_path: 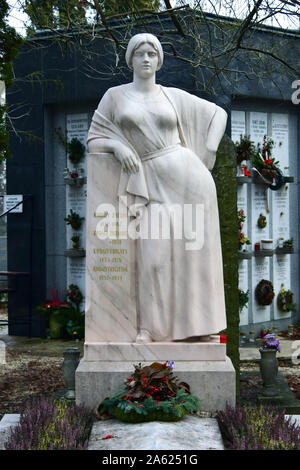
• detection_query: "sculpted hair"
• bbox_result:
[125,33,164,71]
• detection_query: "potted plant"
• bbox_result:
[259,333,280,397]
[64,209,84,230]
[97,361,201,423]
[36,290,73,339]
[71,234,80,249]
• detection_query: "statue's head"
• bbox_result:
[125,33,164,71]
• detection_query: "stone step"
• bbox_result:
[0,414,20,450]
[87,416,224,450]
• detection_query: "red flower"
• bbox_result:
[220,334,227,344]
[146,394,151,398]
[265,158,273,166]
[127,377,134,382]
[71,172,79,179]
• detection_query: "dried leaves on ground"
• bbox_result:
[0,348,65,420]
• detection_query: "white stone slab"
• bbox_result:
[87,415,224,450]
[285,415,300,428]
[0,414,20,450]
[84,341,226,362]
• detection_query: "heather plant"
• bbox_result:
[5,396,94,450]
[217,404,300,450]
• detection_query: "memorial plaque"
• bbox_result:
[251,186,270,244]
[249,112,267,145]
[271,113,289,170]
[231,110,246,143]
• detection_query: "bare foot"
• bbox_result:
[136,330,153,343]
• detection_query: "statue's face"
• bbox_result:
[131,43,159,78]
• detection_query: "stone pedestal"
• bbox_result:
[75,341,236,413]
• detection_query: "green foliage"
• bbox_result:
[0,0,23,163]
[213,136,240,398]
[238,289,249,313]
[24,0,160,32]
[67,137,85,165]
[234,135,257,166]
[99,388,200,423]
[64,208,84,229]
[65,284,85,340]
[24,0,87,33]
[102,0,160,16]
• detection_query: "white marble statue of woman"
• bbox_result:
[87,33,228,343]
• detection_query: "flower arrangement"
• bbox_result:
[238,288,249,313]
[260,333,280,352]
[255,279,275,306]
[64,209,84,230]
[251,135,285,190]
[252,136,279,175]
[277,286,297,313]
[36,289,72,321]
[67,138,85,165]
[65,284,85,340]
[238,209,251,250]
[97,361,201,423]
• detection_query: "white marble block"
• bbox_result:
[85,153,137,343]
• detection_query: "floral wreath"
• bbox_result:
[277,286,297,313]
[255,279,275,306]
[97,361,201,423]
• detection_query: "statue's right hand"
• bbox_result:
[114,143,139,174]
